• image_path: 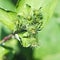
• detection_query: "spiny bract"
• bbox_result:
[14,5,43,47]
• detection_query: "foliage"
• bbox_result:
[0,0,59,60]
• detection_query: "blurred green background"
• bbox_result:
[0,0,60,60]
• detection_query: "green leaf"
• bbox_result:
[0,46,9,60]
[0,9,17,31]
[33,17,60,60]
[0,0,16,12]
[33,1,60,58]
[0,39,19,60]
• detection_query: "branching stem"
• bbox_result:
[0,30,21,45]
